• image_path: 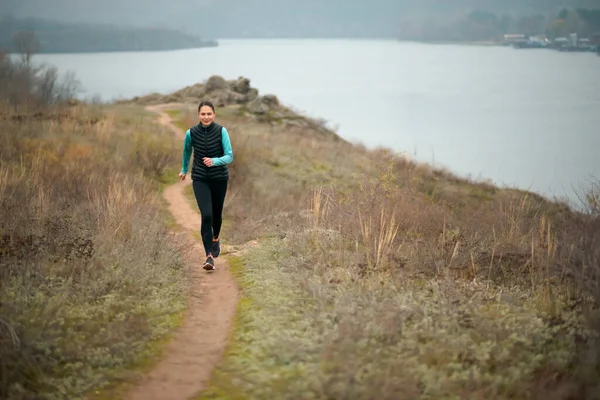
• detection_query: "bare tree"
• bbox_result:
[57,71,81,101]
[13,30,39,67]
[37,66,58,104]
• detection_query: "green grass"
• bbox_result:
[85,311,185,400]
[164,109,191,132]
[157,166,182,191]
[192,237,591,400]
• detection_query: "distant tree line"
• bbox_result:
[397,8,600,42]
[0,16,218,53]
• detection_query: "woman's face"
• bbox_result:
[198,106,215,126]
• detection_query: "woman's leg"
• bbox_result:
[210,180,228,257]
[192,179,214,257]
[210,180,228,239]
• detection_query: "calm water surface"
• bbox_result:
[36,39,600,204]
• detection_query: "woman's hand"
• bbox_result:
[179,172,186,181]
[202,157,213,167]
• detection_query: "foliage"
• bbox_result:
[0,59,187,399]
[396,7,600,42]
[0,17,217,54]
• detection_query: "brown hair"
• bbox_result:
[198,100,215,113]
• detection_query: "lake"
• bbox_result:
[35,39,600,205]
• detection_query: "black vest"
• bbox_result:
[190,122,229,181]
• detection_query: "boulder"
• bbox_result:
[262,94,280,107]
[205,75,228,92]
[246,98,270,114]
[230,92,247,104]
[233,77,251,94]
[244,88,259,102]
[179,83,206,99]
[205,89,231,107]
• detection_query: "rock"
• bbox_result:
[246,94,281,114]
[127,75,336,137]
[233,77,251,94]
[272,111,286,120]
[230,92,246,104]
[202,89,228,107]
[205,75,227,92]
[246,98,271,114]
[179,83,206,99]
[262,94,279,107]
[203,89,247,107]
[244,88,259,102]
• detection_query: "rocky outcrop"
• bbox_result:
[128,75,264,108]
[127,75,334,135]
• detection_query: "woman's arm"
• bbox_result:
[211,127,234,166]
[181,129,192,174]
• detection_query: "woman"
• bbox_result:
[179,100,233,271]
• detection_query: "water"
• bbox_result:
[35,39,600,204]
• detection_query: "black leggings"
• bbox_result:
[192,179,228,257]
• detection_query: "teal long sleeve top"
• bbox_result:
[180,127,233,175]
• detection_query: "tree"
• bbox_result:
[558,8,570,20]
[516,14,546,36]
[499,14,515,33]
[13,30,39,67]
[576,8,600,36]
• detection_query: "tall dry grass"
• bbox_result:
[201,170,599,399]
[0,55,187,399]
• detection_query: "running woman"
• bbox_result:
[179,100,233,271]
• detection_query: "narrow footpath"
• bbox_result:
[125,104,239,400]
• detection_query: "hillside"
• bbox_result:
[1,56,599,400]
[5,0,600,38]
[0,17,217,53]
[126,77,600,399]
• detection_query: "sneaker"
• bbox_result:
[203,256,215,271]
[212,238,221,258]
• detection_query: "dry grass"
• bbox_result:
[152,104,600,400]
[198,178,600,400]
[0,56,188,399]
[4,69,591,398]
[200,241,593,400]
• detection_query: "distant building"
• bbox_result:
[503,34,527,45]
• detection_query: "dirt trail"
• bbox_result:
[125,104,239,400]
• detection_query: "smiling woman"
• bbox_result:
[179,100,234,271]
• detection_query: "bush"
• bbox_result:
[202,163,600,399]
[0,75,187,398]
